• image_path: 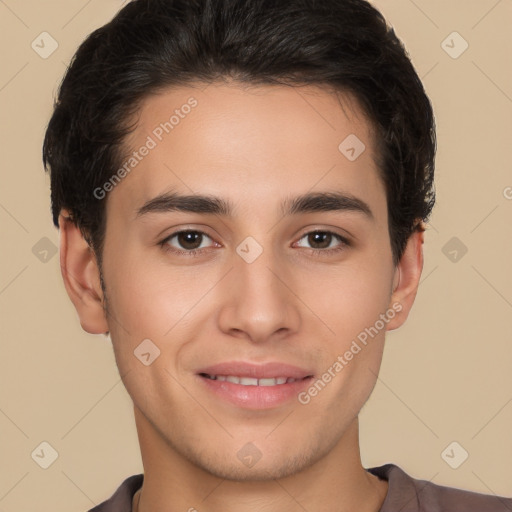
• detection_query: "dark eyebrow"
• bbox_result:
[136,191,373,219]
[136,192,231,217]
[281,191,373,219]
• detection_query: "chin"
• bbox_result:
[197,454,313,482]
[180,436,325,482]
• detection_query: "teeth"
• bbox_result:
[258,378,278,386]
[240,377,258,386]
[204,375,298,386]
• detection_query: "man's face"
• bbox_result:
[99,82,400,480]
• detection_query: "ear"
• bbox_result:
[58,209,109,335]
[386,226,425,331]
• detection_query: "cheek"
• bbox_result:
[105,252,211,333]
[299,272,390,417]
[102,248,231,377]
[103,263,201,408]
[308,259,393,343]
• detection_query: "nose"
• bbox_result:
[216,240,302,344]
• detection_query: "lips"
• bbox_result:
[196,361,314,409]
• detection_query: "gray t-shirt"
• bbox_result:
[88,463,512,511]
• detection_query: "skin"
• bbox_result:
[58,81,424,512]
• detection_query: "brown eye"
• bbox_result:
[162,230,215,253]
[295,230,349,255]
[307,232,333,249]
[175,231,204,250]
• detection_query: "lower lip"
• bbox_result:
[198,375,314,409]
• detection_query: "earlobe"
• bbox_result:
[58,209,109,335]
[386,228,424,331]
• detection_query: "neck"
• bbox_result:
[133,407,388,512]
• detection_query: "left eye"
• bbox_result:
[295,231,348,252]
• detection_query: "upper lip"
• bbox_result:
[197,361,314,380]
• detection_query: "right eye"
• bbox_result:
[160,230,219,256]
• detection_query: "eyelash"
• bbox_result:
[159,229,350,258]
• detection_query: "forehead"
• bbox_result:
[107,81,385,221]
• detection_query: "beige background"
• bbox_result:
[1,0,511,510]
